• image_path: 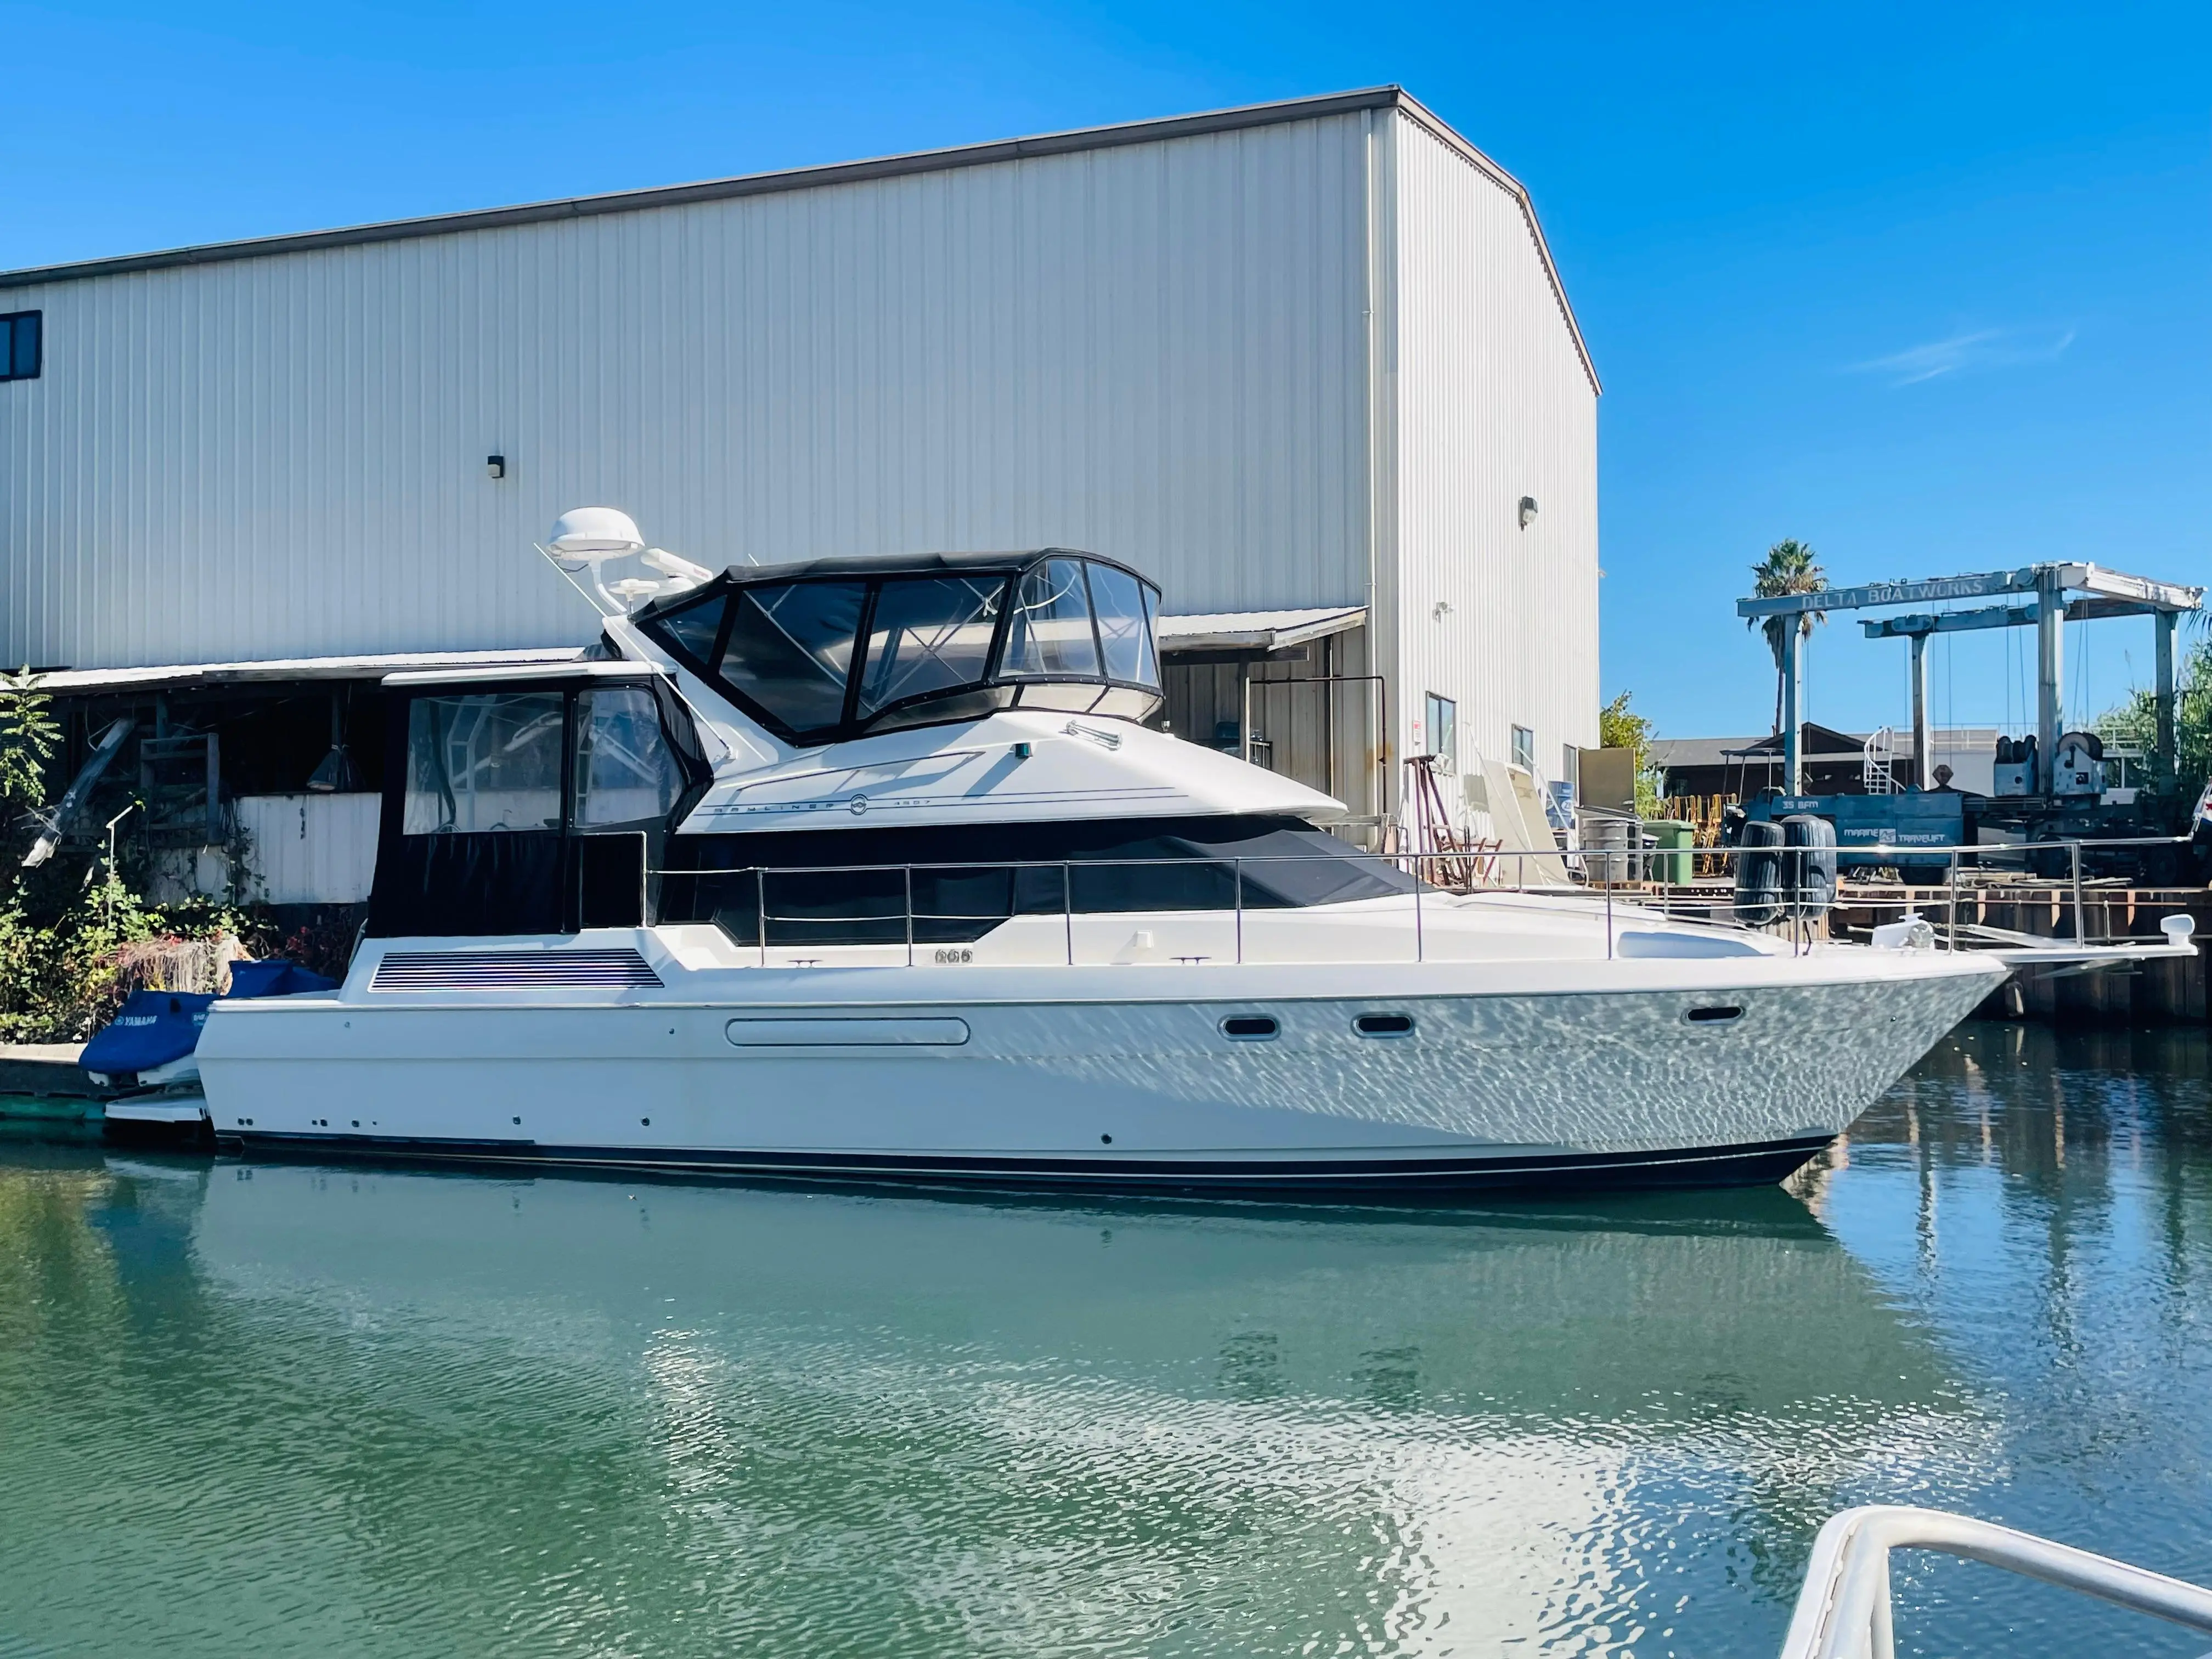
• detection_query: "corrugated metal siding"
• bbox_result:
[0,116,1373,672]
[1386,111,1600,803]
[235,793,380,903]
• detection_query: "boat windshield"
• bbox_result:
[721,582,867,733]
[639,551,1162,746]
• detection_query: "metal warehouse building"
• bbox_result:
[0,86,1597,901]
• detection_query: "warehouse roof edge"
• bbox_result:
[0,84,1598,393]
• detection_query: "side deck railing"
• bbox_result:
[641,836,2198,967]
[1779,1504,2212,1659]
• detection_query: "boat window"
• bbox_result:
[402,694,566,834]
[1011,682,1106,714]
[1087,562,1159,686]
[856,575,1007,720]
[1003,559,1100,678]
[651,592,729,670]
[663,815,1422,946]
[573,686,687,828]
[1353,1012,1415,1038]
[718,581,866,732]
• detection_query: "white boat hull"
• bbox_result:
[194,939,2006,1195]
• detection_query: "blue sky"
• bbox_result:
[5,1,2205,741]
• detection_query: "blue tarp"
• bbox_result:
[80,958,340,1081]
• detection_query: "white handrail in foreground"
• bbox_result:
[1779,1505,2212,1659]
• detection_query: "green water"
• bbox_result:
[2,1022,2208,1658]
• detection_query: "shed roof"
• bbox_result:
[0,87,1597,394]
[1154,606,1368,654]
[29,647,589,696]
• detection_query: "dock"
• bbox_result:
[0,1044,103,1132]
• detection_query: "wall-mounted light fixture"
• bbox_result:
[486,454,507,480]
[1432,600,1454,621]
[1518,495,1539,529]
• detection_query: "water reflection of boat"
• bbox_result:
[151,1158,1974,1653]
[190,1163,1955,1416]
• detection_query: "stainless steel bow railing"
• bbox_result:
[1779,1505,2212,1659]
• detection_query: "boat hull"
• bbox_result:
[195,948,2007,1197]
[214,1127,1838,1194]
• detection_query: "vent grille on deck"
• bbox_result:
[371,949,663,991]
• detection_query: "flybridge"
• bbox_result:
[631,549,1166,749]
[1735,561,2205,794]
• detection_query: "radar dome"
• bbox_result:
[548,507,645,556]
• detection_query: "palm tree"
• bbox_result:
[1748,539,1828,736]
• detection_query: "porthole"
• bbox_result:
[1221,1014,1279,1041]
[1685,1005,1745,1024]
[1353,1012,1415,1039]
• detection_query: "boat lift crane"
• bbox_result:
[1737,563,2203,794]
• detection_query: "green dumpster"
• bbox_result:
[1644,819,1696,887]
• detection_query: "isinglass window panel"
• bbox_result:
[856,575,1006,718]
[1088,562,1159,686]
[403,694,565,834]
[1002,558,1099,677]
[650,592,728,672]
[718,581,866,733]
[573,686,687,827]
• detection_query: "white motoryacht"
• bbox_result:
[190,509,2018,1194]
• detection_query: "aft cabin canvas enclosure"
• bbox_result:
[0,87,1596,870]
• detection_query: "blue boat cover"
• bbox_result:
[80,958,340,1079]
[224,959,340,999]
[81,990,213,1075]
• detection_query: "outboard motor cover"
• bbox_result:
[1733,819,1786,926]
[1781,814,1838,920]
[78,958,341,1089]
[80,991,213,1084]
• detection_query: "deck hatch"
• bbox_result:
[371,948,663,990]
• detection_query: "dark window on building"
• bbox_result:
[1424,693,1457,771]
[1511,724,1536,772]
[0,312,40,382]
